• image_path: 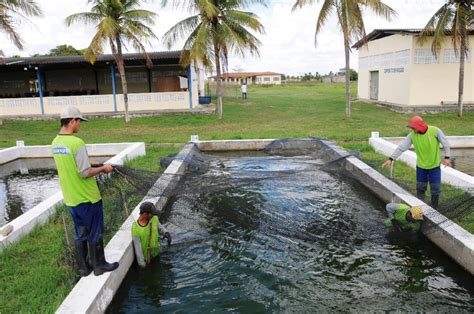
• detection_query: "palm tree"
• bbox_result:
[162,0,266,119]
[65,0,158,123]
[292,0,396,118]
[0,0,42,51]
[420,0,472,117]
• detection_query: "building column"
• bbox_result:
[188,65,193,110]
[147,68,152,93]
[110,63,117,112]
[35,67,44,115]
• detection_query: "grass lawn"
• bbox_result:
[0,82,473,312]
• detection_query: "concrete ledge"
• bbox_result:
[369,135,474,192]
[56,143,198,314]
[358,98,474,113]
[341,154,474,274]
[0,142,146,252]
[197,139,274,151]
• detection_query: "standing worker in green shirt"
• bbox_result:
[382,116,451,209]
[52,106,119,276]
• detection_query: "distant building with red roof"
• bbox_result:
[209,71,282,85]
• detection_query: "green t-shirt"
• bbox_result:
[385,203,421,232]
[51,135,101,207]
[131,216,160,263]
[410,126,441,169]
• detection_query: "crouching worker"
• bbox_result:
[385,202,423,233]
[132,202,172,267]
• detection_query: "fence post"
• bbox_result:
[110,63,117,112]
[36,67,45,115]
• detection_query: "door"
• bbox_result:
[370,71,379,100]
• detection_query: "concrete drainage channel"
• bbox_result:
[57,139,474,313]
[0,142,145,251]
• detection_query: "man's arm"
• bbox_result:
[158,223,171,245]
[74,147,113,178]
[385,203,398,219]
[382,135,412,168]
[132,236,146,268]
[390,135,413,160]
[436,128,451,166]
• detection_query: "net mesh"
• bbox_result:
[96,138,472,237]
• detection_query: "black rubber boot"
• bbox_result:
[88,239,119,276]
[431,194,440,209]
[416,182,428,202]
[75,241,92,277]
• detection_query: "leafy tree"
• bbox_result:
[350,68,357,81]
[420,0,472,117]
[48,44,83,56]
[66,0,158,123]
[293,0,396,118]
[0,0,42,50]
[162,0,266,119]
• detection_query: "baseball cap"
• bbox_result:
[60,106,88,121]
[139,201,162,217]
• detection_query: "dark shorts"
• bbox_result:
[68,200,104,243]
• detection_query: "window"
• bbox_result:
[414,49,439,64]
[394,50,410,65]
[359,56,369,69]
[444,48,471,64]
[263,77,271,82]
[369,54,381,68]
[381,52,394,67]
[273,77,280,81]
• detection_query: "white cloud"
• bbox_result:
[2,0,443,75]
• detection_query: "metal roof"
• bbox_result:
[0,51,182,67]
[352,28,474,49]
[351,29,425,49]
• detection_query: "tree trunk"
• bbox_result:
[214,44,223,119]
[457,35,466,118]
[116,37,130,123]
[344,39,351,118]
[344,38,351,119]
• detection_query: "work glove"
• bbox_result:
[163,232,172,246]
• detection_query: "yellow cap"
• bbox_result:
[410,207,423,220]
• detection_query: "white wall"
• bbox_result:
[0,92,190,117]
[357,34,474,107]
[357,34,413,105]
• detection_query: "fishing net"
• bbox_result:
[93,138,472,242]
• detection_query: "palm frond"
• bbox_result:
[162,14,201,49]
[292,0,316,12]
[65,12,104,27]
[314,0,335,46]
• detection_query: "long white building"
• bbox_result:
[353,29,474,111]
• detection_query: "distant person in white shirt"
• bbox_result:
[241,83,247,99]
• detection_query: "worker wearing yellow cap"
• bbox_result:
[385,202,423,232]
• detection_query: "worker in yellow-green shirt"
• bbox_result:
[382,116,450,209]
[52,106,118,277]
[132,202,172,267]
[385,202,423,233]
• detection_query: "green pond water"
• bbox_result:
[451,148,474,176]
[109,155,474,312]
[0,158,59,227]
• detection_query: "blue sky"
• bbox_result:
[2,0,443,75]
